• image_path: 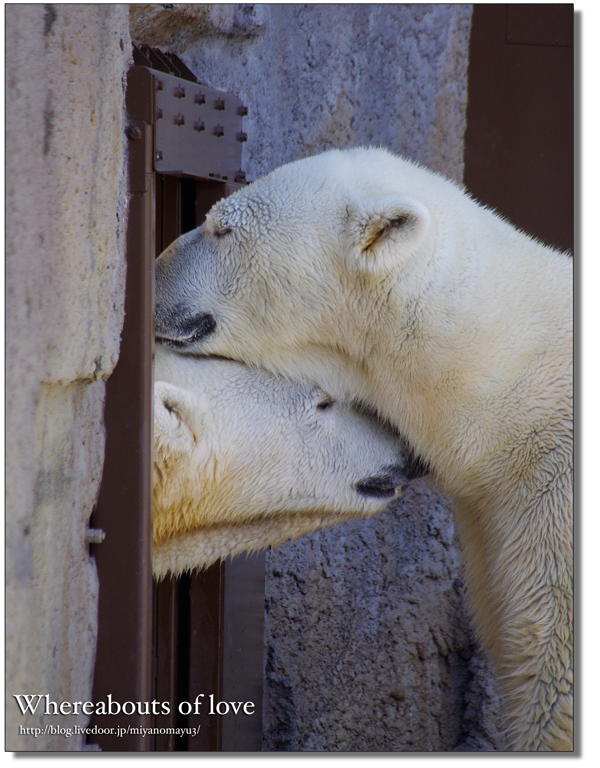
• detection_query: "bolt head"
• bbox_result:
[127,125,143,141]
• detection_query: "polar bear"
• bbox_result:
[154,148,573,751]
[153,344,425,578]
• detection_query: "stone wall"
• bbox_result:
[131,2,505,751]
[6,4,131,751]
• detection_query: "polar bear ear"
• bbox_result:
[154,382,207,452]
[346,195,430,273]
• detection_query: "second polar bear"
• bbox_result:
[153,344,425,578]
[154,148,573,751]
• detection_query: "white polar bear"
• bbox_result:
[153,344,425,578]
[154,148,573,752]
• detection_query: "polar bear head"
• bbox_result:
[153,344,426,576]
[154,148,433,402]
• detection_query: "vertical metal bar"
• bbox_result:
[151,175,183,749]
[88,116,155,750]
[152,577,180,750]
[186,565,225,751]
[221,553,266,751]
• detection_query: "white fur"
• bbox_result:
[153,345,416,578]
[155,148,573,751]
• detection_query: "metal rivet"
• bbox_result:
[156,79,164,91]
[86,528,106,545]
[238,105,248,116]
[174,86,185,98]
[156,150,163,161]
[194,120,205,132]
[215,99,225,111]
[213,125,224,137]
[156,108,163,119]
[236,132,247,143]
[127,125,143,141]
[195,92,206,105]
[174,113,185,126]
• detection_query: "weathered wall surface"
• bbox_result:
[263,484,504,751]
[6,4,130,750]
[132,2,505,751]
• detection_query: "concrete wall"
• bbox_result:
[130,2,504,751]
[6,4,131,751]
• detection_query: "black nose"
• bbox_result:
[158,312,216,349]
[355,465,409,499]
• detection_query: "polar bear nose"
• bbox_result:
[354,465,410,499]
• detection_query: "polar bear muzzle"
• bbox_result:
[158,311,216,349]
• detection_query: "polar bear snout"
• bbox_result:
[157,311,217,349]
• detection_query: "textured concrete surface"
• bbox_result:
[130,3,267,49]
[263,482,505,751]
[167,3,472,185]
[131,2,505,751]
[6,4,130,750]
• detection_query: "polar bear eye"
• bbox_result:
[214,226,232,238]
[316,396,335,411]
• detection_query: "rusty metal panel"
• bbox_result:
[506,4,574,47]
[464,4,573,253]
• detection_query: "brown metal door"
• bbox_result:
[464,4,573,253]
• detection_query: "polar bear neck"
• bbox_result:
[328,203,573,500]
